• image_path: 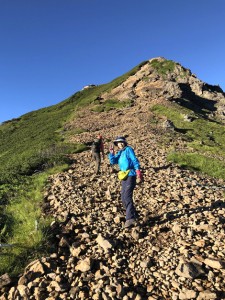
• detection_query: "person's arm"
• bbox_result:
[136,170,143,183]
[127,147,143,182]
[108,147,120,165]
[127,147,140,170]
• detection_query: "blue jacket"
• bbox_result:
[108,146,140,176]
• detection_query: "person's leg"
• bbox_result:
[93,152,101,174]
[121,181,126,208]
[121,176,137,220]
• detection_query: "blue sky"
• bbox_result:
[0,0,225,123]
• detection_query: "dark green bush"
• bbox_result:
[150,59,176,75]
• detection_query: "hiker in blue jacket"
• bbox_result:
[108,136,143,228]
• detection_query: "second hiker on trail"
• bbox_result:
[108,136,143,228]
[91,135,104,175]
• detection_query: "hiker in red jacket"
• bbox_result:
[91,135,104,174]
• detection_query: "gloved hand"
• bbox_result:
[109,144,114,154]
[136,170,143,183]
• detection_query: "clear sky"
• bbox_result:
[0,0,225,123]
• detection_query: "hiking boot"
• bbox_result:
[124,218,136,228]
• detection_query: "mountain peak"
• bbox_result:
[100,57,225,122]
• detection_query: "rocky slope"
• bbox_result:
[100,57,225,122]
[1,58,225,300]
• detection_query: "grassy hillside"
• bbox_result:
[150,102,225,179]
[1,57,224,276]
[0,60,147,183]
[0,61,147,275]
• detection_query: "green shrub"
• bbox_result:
[92,99,132,112]
[150,59,176,75]
[167,152,225,179]
[92,105,105,113]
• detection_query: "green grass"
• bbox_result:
[0,166,69,275]
[151,103,225,179]
[0,164,71,275]
[167,152,225,179]
[149,58,189,80]
[150,59,176,75]
[92,98,132,112]
[0,102,79,183]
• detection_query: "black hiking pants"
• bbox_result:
[121,175,137,220]
[92,151,101,174]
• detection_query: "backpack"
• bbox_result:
[91,139,101,153]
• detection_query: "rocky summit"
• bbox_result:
[1,58,225,300]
